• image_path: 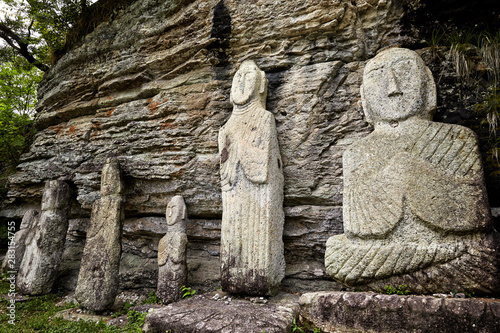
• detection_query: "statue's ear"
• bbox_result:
[259,71,267,95]
[425,67,437,117]
[360,84,373,124]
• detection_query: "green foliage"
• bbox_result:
[0,0,97,66]
[291,317,321,333]
[0,108,34,162]
[0,55,40,205]
[124,309,146,333]
[464,291,476,298]
[142,290,161,304]
[0,222,9,250]
[110,299,136,318]
[25,0,86,52]
[380,284,410,295]
[475,87,500,164]
[291,318,305,333]
[0,59,42,116]
[476,87,500,133]
[0,283,149,332]
[180,285,196,299]
[426,26,500,167]
[1,0,137,67]
[0,276,12,294]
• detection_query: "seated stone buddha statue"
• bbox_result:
[325,47,500,294]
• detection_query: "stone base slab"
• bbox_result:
[299,291,500,333]
[143,292,299,333]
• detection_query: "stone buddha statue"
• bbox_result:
[325,47,500,294]
[219,60,285,296]
[157,195,188,303]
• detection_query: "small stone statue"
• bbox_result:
[17,180,71,295]
[75,157,124,311]
[325,47,500,294]
[2,209,38,271]
[157,195,188,304]
[219,60,285,296]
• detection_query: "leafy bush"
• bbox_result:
[142,290,161,304]
[180,285,196,299]
[380,284,410,295]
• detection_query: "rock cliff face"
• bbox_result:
[3,0,411,293]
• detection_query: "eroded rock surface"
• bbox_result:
[300,291,500,333]
[143,293,299,333]
[75,158,124,311]
[17,180,71,295]
[3,0,408,292]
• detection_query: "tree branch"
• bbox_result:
[81,0,87,13]
[27,20,34,39]
[0,22,49,72]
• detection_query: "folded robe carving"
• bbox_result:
[157,195,188,304]
[325,47,500,294]
[219,60,285,296]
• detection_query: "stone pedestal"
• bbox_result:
[17,180,70,295]
[143,292,299,333]
[75,158,124,311]
[300,292,500,333]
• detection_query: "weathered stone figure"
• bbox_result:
[325,47,500,294]
[2,209,38,271]
[219,60,285,296]
[157,195,188,303]
[17,180,71,295]
[75,158,124,311]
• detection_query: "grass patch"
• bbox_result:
[379,284,410,295]
[0,280,147,332]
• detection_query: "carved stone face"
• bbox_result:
[361,48,436,125]
[231,60,267,106]
[166,195,186,228]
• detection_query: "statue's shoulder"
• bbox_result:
[255,107,273,120]
[344,131,378,156]
[443,121,477,136]
[425,120,479,145]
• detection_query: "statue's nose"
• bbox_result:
[387,70,403,97]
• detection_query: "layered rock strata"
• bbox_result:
[75,158,124,311]
[3,0,410,292]
[17,180,71,295]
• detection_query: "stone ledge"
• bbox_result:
[142,292,299,333]
[299,291,500,333]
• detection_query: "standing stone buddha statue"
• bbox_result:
[219,60,285,296]
[157,195,188,304]
[325,47,500,294]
